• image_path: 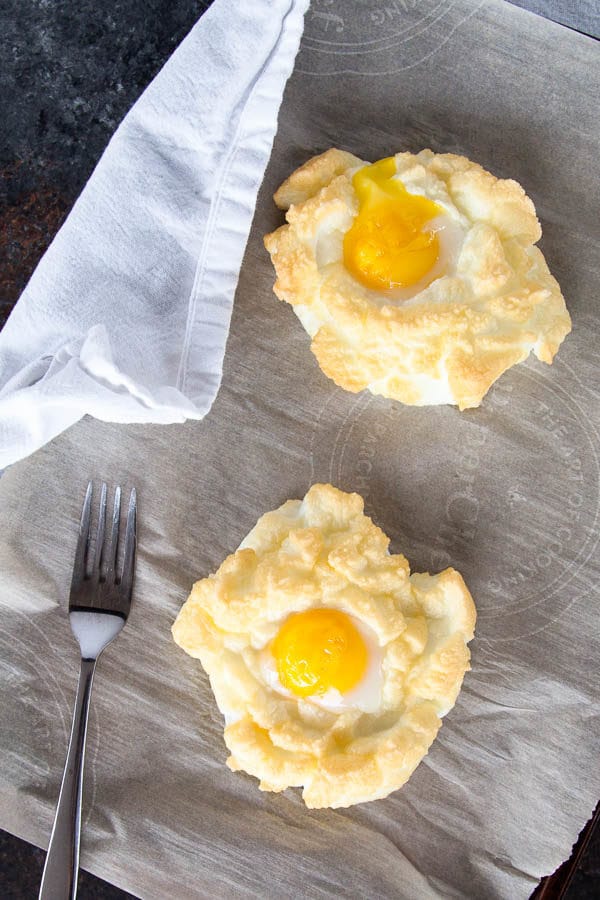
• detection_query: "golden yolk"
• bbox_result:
[271,608,368,698]
[343,156,442,291]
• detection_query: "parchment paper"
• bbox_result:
[1,1,599,897]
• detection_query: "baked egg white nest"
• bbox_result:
[264,148,571,409]
[172,484,476,809]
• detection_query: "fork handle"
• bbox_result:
[39,657,97,900]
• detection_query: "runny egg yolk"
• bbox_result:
[343,156,442,291]
[271,608,368,698]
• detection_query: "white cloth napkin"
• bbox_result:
[0,0,309,469]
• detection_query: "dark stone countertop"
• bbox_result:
[0,1,598,898]
[0,0,211,327]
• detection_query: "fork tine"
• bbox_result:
[71,482,93,585]
[119,488,137,600]
[104,486,122,583]
[92,482,108,576]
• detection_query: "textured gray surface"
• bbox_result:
[509,0,600,38]
[1,1,599,899]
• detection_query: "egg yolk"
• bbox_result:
[271,608,368,698]
[343,156,442,291]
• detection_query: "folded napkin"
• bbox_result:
[0,0,309,469]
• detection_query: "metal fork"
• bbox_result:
[39,482,137,900]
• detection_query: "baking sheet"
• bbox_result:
[1,1,599,897]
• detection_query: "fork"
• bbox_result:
[39,482,137,900]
